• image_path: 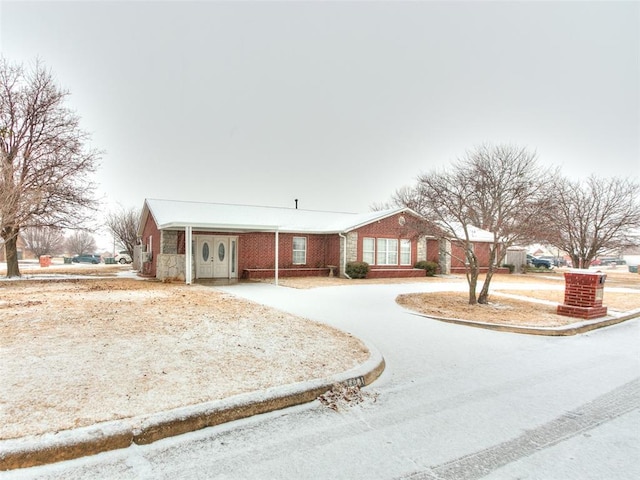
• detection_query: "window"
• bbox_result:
[400,239,411,265]
[377,238,398,265]
[292,237,307,264]
[363,237,375,264]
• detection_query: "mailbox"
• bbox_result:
[557,271,608,320]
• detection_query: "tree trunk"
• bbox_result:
[570,254,588,269]
[2,227,21,277]
[467,265,478,304]
[478,269,495,304]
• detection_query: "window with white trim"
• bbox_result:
[376,238,398,265]
[400,239,411,265]
[292,237,307,265]
[363,237,375,264]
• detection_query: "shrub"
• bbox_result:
[346,261,369,279]
[502,264,515,274]
[415,260,438,276]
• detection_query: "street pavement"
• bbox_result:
[4,281,639,480]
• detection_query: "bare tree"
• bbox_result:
[0,58,100,277]
[105,206,140,257]
[22,226,66,258]
[546,176,640,268]
[393,144,554,304]
[65,231,97,256]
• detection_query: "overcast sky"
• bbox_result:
[1,1,639,232]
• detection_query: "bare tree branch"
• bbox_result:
[22,226,66,257]
[65,231,97,257]
[545,176,640,268]
[391,143,555,304]
[0,58,100,276]
[104,206,141,257]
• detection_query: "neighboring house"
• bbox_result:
[0,234,35,262]
[138,199,444,283]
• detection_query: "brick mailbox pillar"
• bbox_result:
[557,271,608,320]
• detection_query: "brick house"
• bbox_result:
[138,198,445,284]
[0,234,35,262]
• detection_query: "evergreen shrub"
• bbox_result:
[346,261,369,279]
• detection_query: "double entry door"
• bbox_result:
[196,236,237,279]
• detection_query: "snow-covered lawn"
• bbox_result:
[1,265,637,443]
[0,278,368,440]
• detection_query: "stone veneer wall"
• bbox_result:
[338,232,358,278]
[161,230,178,254]
[346,232,358,263]
[156,254,186,281]
[439,239,451,274]
[416,236,427,263]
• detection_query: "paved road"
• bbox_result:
[5,282,639,479]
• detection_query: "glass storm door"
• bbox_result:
[196,236,214,278]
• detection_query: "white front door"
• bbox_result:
[196,235,238,279]
[196,236,214,278]
[213,237,229,278]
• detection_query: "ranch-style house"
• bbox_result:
[137,198,500,284]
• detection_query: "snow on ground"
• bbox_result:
[1,267,638,478]
[0,278,368,440]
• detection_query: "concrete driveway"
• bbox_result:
[5,281,639,480]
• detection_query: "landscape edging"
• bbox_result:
[0,342,385,471]
[412,308,640,336]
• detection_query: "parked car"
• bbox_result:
[72,254,101,264]
[527,254,552,269]
[539,255,567,267]
[114,251,132,264]
[599,257,626,266]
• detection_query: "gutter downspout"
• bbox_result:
[338,232,351,279]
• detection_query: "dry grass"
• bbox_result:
[1,265,638,440]
[396,292,573,327]
[495,289,640,311]
[0,278,368,440]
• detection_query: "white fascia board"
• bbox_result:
[159,222,342,235]
[137,202,151,237]
[158,222,281,232]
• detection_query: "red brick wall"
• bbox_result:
[177,231,340,272]
[238,233,339,270]
[450,241,493,269]
[562,272,606,307]
[353,212,423,268]
[557,272,608,320]
[426,239,440,264]
[140,213,161,277]
[451,241,466,269]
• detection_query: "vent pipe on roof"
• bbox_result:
[295,199,298,209]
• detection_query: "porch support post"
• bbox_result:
[275,229,279,286]
[185,226,193,285]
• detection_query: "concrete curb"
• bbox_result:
[411,309,640,336]
[0,342,385,471]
